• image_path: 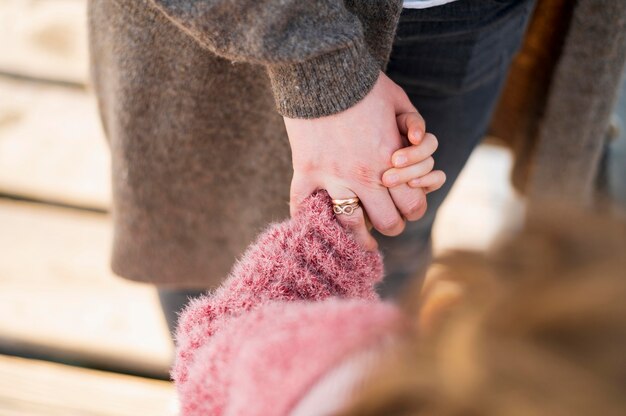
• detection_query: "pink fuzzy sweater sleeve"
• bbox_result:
[173,191,384,385]
[183,299,398,415]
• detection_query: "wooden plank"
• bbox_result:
[0,200,172,377]
[0,355,175,416]
[0,78,110,210]
[0,0,88,85]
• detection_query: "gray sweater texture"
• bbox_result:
[149,0,403,118]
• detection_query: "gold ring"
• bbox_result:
[331,197,360,205]
[332,197,360,216]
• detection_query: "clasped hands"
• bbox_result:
[285,72,446,250]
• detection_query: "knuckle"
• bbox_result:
[340,212,365,229]
[377,215,404,235]
[298,160,318,174]
[353,163,381,187]
[393,83,407,97]
[403,195,426,219]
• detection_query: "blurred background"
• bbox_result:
[0,0,624,415]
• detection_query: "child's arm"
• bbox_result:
[173,191,383,385]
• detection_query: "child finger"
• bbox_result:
[408,170,446,193]
[396,112,425,145]
[392,133,439,168]
[383,157,435,188]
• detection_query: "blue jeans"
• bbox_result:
[159,0,537,333]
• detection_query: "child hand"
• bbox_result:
[382,112,446,194]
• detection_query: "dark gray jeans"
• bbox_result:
[159,0,536,334]
[377,0,535,295]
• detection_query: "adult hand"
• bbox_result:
[285,72,428,250]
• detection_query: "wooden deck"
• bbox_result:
[0,2,177,412]
[0,355,175,416]
[0,199,173,379]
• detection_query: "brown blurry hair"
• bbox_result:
[341,206,626,416]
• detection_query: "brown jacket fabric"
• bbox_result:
[88,0,402,288]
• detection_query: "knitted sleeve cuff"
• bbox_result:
[267,39,381,119]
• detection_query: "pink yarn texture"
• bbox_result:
[173,191,401,415]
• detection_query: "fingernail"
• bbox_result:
[394,155,407,167]
[386,174,399,186]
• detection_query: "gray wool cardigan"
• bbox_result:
[88,0,403,288]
